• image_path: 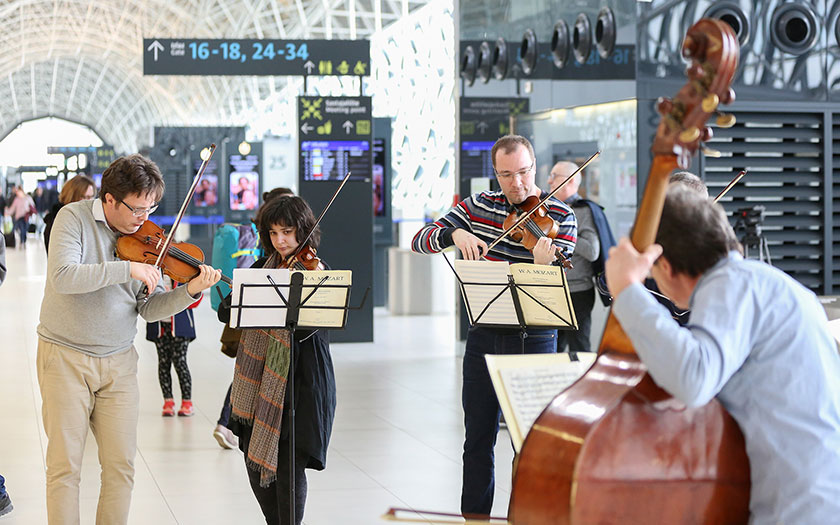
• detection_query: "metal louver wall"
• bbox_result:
[700,108,828,292]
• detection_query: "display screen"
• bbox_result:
[301,140,370,181]
[372,138,386,217]
[461,141,496,178]
[229,154,260,210]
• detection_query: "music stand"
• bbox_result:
[230,268,368,525]
[442,255,577,353]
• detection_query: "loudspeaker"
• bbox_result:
[703,1,751,46]
[461,45,477,86]
[492,38,509,80]
[477,41,492,84]
[770,2,819,54]
[520,29,537,76]
[551,19,571,69]
[573,13,592,64]
[595,7,617,59]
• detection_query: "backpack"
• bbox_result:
[210,222,261,311]
[571,199,617,307]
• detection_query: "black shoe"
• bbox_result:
[0,493,12,517]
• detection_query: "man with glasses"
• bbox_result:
[37,154,221,525]
[412,135,577,517]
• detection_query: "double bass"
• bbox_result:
[508,19,750,524]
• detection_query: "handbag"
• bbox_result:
[220,324,242,358]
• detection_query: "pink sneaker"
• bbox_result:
[161,399,175,417]
[178,400,194,417]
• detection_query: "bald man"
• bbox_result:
[548,161,614,353]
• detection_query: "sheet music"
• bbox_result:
[510,264,576,327]
[230,268,291,328]
[486,352,596,452]
[454,259,518,325]
[296,270,352,328]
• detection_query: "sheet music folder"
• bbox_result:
[486,352,597,453]
[229,268,352,329]
[452,259,578,330]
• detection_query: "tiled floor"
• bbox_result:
[0,240,516,524]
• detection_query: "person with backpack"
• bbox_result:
[548,161,616,353]
[4,186,35,248]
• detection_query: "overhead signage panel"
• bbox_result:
[143,39,370,76]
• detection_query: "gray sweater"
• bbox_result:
[565,194,600,292]
[38,199,198,357]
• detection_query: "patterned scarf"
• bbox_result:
[230,254,292,487]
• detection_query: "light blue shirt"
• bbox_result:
[613,252,840,525]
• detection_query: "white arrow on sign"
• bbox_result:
[477,121,489,133]
[147,40,165,62]
[304,60,315,74]
[301,122,314,134]
[342,120,354,133]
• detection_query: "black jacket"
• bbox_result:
[43,202,64,255]
[218,256,337,471]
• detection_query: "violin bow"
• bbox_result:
[482,150,601,258]
[153,143,217,268]
[712,170,747,203]
[285,171,351,264]
[382,507,509,524]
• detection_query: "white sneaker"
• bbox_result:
[213,424,238,449]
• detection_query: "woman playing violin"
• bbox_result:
[218,195,336,525]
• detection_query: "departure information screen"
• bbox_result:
[460,141,496,178]
[300,140,371,181]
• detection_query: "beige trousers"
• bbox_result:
[37,338,140,525]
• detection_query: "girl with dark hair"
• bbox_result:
[218,195,336,525]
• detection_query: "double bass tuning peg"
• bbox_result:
[716,112,736,128]
[678,127,700,144]
[702,93,719,113]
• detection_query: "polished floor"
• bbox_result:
[0,239,517,524]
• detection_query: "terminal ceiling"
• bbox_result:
[0,0,431,154]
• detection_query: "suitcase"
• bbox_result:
[4,231,16,248]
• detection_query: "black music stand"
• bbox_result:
[442,255,577,354]
[229,269,368,525]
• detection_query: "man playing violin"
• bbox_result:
[605,185,840,524]
[37,154,221,525]
[412,135,577,517]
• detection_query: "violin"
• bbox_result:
[116,220,232,286]
[503,195,573,269]
[508,19,749,524]
[280,244,322,271]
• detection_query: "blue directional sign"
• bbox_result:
[143,39,370,76]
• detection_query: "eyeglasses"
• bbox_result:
[495,161,535,179]
[120,199,159,217]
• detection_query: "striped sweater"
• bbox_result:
[412,190,577,263]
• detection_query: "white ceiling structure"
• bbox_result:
[0,0,431,154]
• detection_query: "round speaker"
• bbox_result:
[595,7,616,59]
[477,41,492,83]
[461,45,477,86]
[573,13,592,64]
[770,3,819,55]
[492,38,509,80]
[551,19,570,69]
[520,28,538,76]
[703,1,751,46]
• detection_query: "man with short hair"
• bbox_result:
[37,154,221,525]
[548,161,614,352]
[605,185,840,524]
[412,135,577,516]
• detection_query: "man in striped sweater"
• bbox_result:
[412,135,577,517]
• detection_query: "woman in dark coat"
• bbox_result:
[218,195,336,525]
[43,175,95,254]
